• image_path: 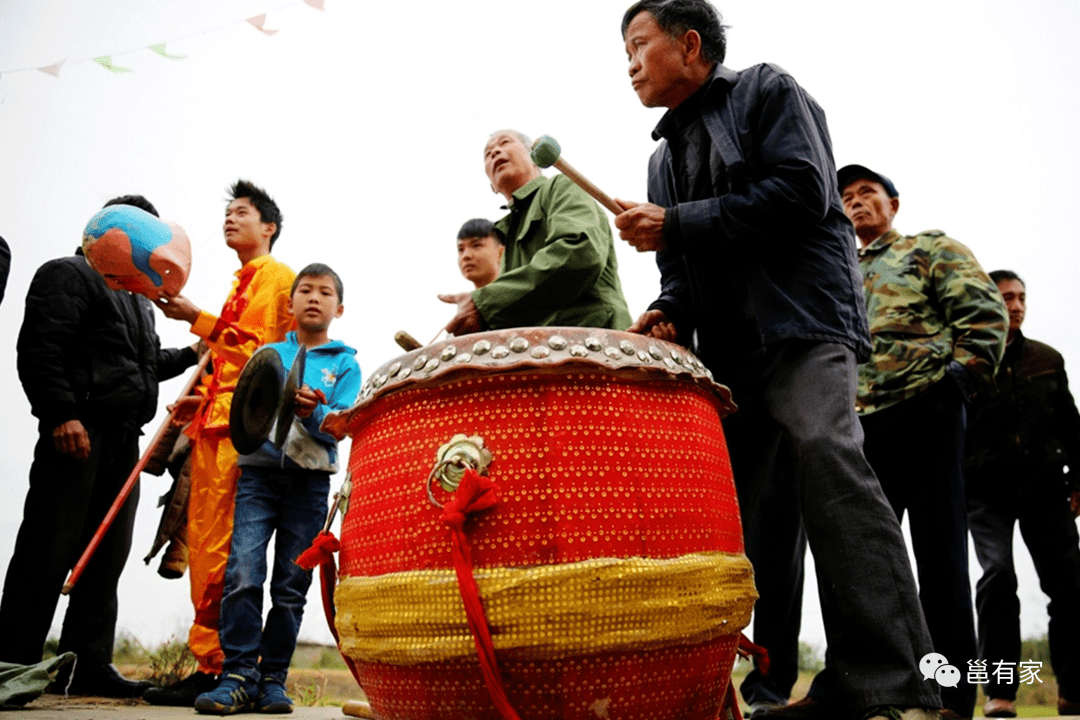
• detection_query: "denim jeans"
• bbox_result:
[219,465,330,685]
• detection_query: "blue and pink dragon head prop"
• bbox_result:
[82,204,192,300]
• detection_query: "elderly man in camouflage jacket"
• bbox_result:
[839,164,1008,719]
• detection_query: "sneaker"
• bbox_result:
[863,708,942,720]
[144,670,219,706]
[194,674,258,715]
[983,698,1016,718]
[257,679,293,714]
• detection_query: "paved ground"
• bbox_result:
[5,696,1075,720]
[4,696,357,719]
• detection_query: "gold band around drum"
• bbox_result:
[335,551,757,666]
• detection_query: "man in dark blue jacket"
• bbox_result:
[0,195,197,697]
[614,2,940,719]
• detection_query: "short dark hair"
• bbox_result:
[103,194,159,217]
[622,0,727,65]
[989,269,1024,287]
[291,262,344,302]
[229,179,283,248]
[457,218,505,245]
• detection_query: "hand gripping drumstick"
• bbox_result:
[531,135,621,215]
[61,351,211,595]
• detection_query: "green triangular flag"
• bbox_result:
[150,43,187,60]
[93,56,132,73]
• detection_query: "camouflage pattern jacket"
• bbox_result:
[857,228,1007,414]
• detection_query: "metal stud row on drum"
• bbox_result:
[354,330,721,408]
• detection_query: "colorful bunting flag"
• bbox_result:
[6,0,327,80]
[150,43,187,60]
[38,60,65,77]
[94,56,132,73]
[246,14,279,36]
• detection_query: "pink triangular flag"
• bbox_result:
[303,0,325,9]
[38,60,65,77]
[246,14,278,35]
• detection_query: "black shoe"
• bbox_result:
[752,697,837,720]
[1059,696,1080,716]
[144,671,219,706]
[748,702,788,719]
[50,662,152,698]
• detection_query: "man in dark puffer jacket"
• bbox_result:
[0,195,197,697]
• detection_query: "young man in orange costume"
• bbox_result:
[148,180,296,705]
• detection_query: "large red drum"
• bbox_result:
[327,327,755,720]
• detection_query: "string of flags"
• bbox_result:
[0,0,325,79]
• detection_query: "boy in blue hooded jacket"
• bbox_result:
[195,263,360,715]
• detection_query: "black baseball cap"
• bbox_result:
[837,164,898,197]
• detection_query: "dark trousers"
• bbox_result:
[861,379,978,718]
[968,475,1080,701]
[0,422,139,666]
[739,456,806,707]
[724,340,939,716]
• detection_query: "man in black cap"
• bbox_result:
[839,164,1008,719]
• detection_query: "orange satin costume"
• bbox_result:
[184,254,295,674]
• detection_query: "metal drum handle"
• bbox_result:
[426,434,493,508]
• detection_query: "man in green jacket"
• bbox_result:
[440,130,632,334]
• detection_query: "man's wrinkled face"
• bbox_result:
[841,178,898,241]
[624,11,689,108]
[484,132,537,198]
[997,278,1026,333]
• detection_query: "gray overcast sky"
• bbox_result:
[2,0,1078,657]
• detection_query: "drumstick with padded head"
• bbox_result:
[394,330,422,352]
[531,135,621,215]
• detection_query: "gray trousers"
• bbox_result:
[722,340,941,716]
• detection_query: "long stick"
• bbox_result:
[61,351,211,595]
[551,157,622,215]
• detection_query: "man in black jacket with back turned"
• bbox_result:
[0,195,198,697]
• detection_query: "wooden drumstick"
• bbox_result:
[394,330,422,351]
[342,700,375,718]
[531,135,621,215]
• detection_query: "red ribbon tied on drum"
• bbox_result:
[440,468,522,720]
[294,531,340,571]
